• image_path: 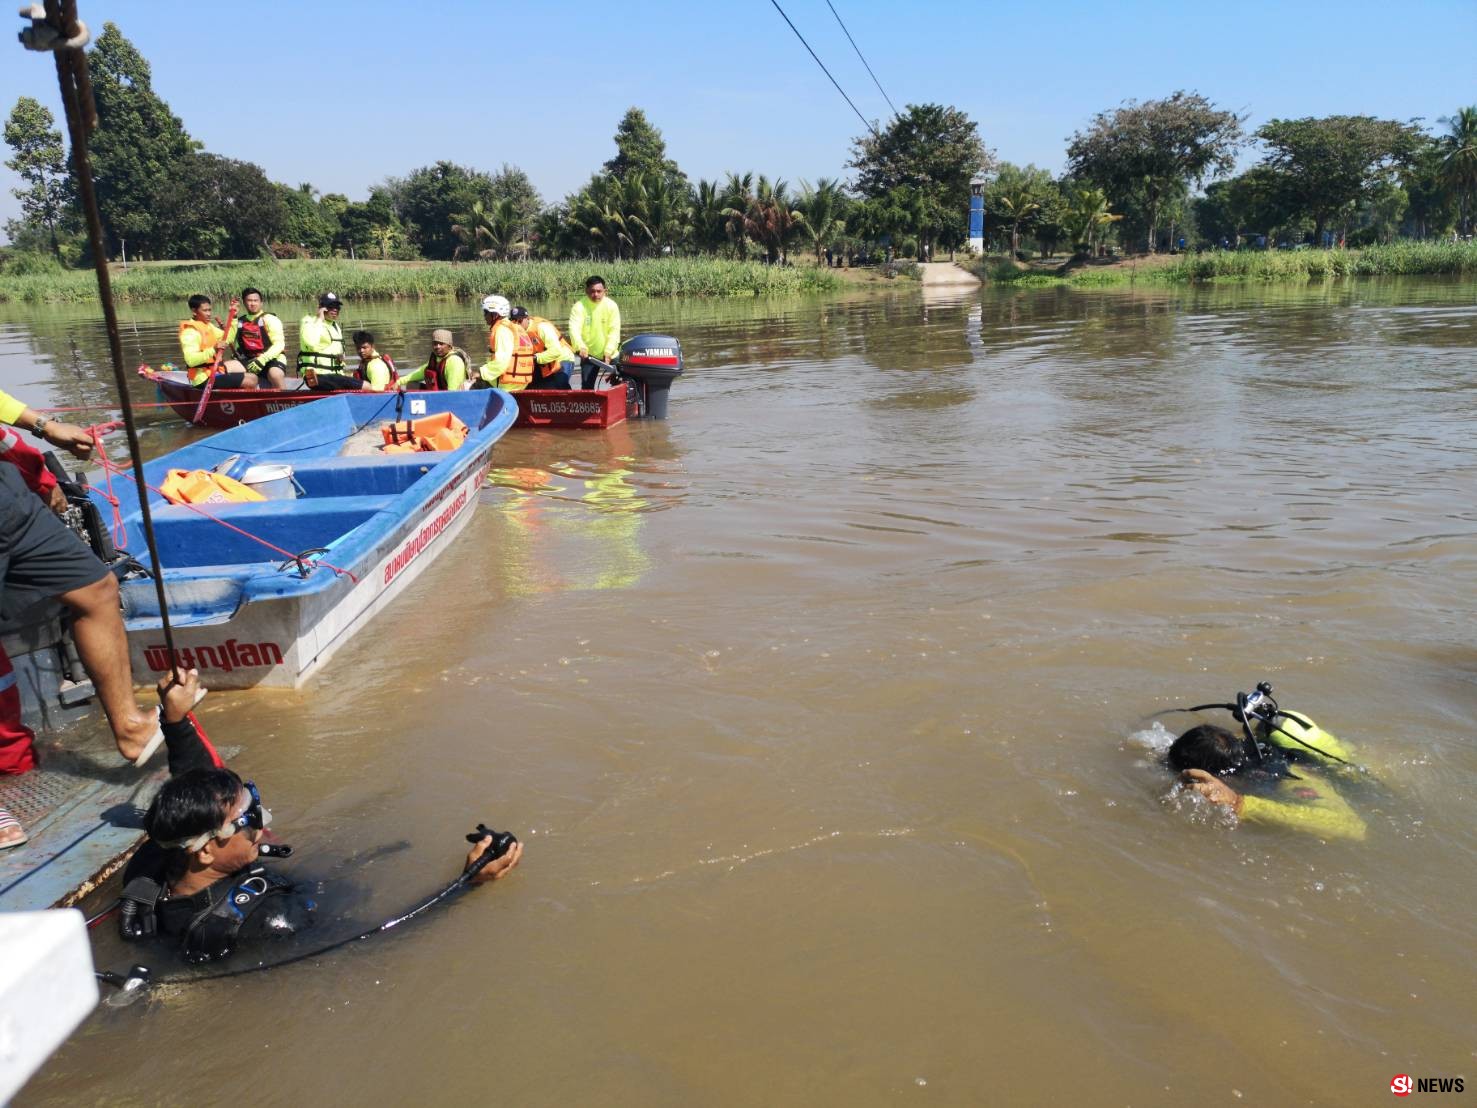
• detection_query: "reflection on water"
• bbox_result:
[6,278,1477,1105]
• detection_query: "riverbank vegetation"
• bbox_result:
[969,240,1477,287]
[0,257,846,304]
[3,22,1474,294]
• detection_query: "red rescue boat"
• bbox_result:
[139,365,337,428]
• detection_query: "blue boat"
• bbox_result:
[102,389,517,689]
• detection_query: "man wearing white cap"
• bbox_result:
[476,294,535,391]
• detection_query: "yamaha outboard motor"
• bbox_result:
[615,334,683,420]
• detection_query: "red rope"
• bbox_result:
[88,421,127,548]
[90,444,359,583]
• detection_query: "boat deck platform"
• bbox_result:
[0,727,166,913]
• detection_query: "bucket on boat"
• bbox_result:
[239,464,300,500]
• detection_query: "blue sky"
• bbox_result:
[2,0,1474,235]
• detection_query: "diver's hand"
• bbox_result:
[158,667,204,723]
[48,483,67,514]
[1180,769,1244,814]
[464,836,522,885]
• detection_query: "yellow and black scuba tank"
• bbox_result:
[1168,680,1356,769]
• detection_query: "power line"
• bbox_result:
[824,0,898,118]
[767,0,877,136]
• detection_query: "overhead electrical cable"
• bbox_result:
[767,0,877,136]
[824,0,898,118]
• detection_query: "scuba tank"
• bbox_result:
[1162,681,1356,769]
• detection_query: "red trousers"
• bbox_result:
[0,643,37,774]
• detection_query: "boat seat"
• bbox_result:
[144,495,397,569]
[288,456,457,498]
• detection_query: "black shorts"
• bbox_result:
[0,463,107,621]
[193,372,250,390]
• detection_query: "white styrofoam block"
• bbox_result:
[0,909,98,1102]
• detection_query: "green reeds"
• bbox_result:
[0,257,844,304]
[965,241,1477,288]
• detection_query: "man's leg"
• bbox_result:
[0,466,156,761]
[56,573,157,760]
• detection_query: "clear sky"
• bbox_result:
[2,0,1474,234]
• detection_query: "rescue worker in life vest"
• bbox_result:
[1168,713,1367,841]
[397,328,470,390]
[232,287,288,387]
[509,306,576,390]
[475,295,535,391]
[353,330,397,392]
[298,292,358,392]
[179,294,261,390]
[118,669,523,964]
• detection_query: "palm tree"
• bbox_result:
[451,198,523,260]
[691,179,730,255]
[1439,105,1477,237]
[721,172,756,258]
[796,178,849,263]
[992,185,1040,258]
[738,177,805,264]
[1062,186,1121,256]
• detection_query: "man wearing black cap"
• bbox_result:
[297,293,358,392]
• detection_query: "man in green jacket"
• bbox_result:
[397,329,470,391]
[569,275,620,389]
[298,292,355,392]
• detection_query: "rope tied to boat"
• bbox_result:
[87,421,127,548]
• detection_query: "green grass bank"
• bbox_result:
[970,241,1477,287]
[0,257,845,304]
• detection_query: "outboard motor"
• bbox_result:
[615,334,683,420]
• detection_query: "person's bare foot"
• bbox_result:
[112,707,162,763]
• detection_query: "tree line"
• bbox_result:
[4,23,1474,269]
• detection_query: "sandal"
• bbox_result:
[0,807,28,850]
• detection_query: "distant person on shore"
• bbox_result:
[509,306,576,390]
[0,388,164,787]
[476,295,535,391]
[179,295,259,390]
[398,329,470,391]
[298,292,357,392]
[569,275,621,389]
[232,288,288,387]
[1168,718,1367,841]
[351,330,397,391]
[116,669,522,964]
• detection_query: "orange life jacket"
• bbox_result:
[178,319,225,385]
[380,411,470,454]
[160,469,265,506]
[491,319,535,391]
[524,315,572,380]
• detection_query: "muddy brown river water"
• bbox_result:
[4,278,1476,1105]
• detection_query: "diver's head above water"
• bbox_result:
[146,768,269,890]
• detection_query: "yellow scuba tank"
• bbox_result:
[1256,711,1354,766]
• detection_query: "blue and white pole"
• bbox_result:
[969,174,986,255]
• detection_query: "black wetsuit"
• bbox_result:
[118,715,316,963]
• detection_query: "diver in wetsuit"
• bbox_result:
[117,673,522,964]
[1167,686,1367,841]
